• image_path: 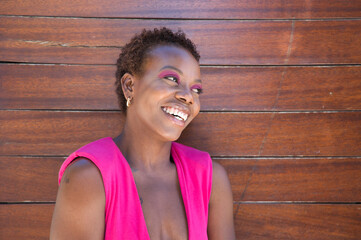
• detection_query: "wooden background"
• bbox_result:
[1,0,361,239]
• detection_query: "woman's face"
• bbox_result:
[126,45,202,142]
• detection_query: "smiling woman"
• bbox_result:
[49,27,235,240]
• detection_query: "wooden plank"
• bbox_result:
[218,158,361,202]
[277,66,361,110]
[1,64,361,111]
[0,17,291,65]
[0,111,269,156]
[261,112,361,156]
[0,204,54,240]
[1,111,360,156]
[236,204,361,239]
[1,0,361,19]
[0,39,118,65]
[2,17,360,65]
[1,204,359,239]
[0,111,126,156]
[1,156,360,202]
[0,64,119,110]
[289,21,361,64]
[0,157,63,202]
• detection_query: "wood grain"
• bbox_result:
[0,39,118,65]
[289,21,361,64]
[277,66,361,110]
[1,204,359,240]
[2,1,361,239]
[236,204,361,239]
[0,204,54,240]
[260,112,361,156]
[0,157,63,202]
[1,64,361,111]
[1,0,361,19]
[1,111,360,156]
[0,17,291,65]
[0,111,269,156]
[1,156,360,202]
[2,17,360,65]
[0,64,119,110]
[218,158,361,202]
[0,111,125,156]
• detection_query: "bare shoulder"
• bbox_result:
[212,160,229,180]
[50,158,105,240]
[211,160,232,194]
[61,158,104,189]
[57,157,105,209]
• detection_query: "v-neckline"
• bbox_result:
[109,138,190,240]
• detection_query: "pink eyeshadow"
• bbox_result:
[158,70,180,80]
[190,84,202,90]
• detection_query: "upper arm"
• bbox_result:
[208,160,236,240]
[50,158,106,240]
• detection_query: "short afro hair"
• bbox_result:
[115,27,200,112]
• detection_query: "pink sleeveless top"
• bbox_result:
[58,137,212,239]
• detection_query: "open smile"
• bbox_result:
[161,106,189,126]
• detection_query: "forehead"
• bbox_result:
[142,45,200,76]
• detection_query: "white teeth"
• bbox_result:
[180,112,188,121]
[162,107,188,121]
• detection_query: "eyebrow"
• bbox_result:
[159,65,202,83]
[160,65,183,75]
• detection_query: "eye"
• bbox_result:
[192,88,203,94]
[191,84,203,94]
[164,75,179,84]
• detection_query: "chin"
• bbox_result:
[159,129,183,142]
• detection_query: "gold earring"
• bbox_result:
[126,97,131,107]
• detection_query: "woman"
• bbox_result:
[50,27,235,240]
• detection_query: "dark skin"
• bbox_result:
[50,45,235,240]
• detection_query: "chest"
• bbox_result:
[132,169,188,240]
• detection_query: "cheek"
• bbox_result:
[192,97,201,116]
[136,83,172,108]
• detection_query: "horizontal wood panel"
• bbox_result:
[1,157,360,202]
[1,0,361,19]
[260,112,361,156]
[277,66,361,110]
[0,111,267,156]
[0,64,119,110]
[219,158,361,202]
[1,111,360,156]
[0,39,118,65]
[1,204,360,239]
[0,111,125,156]
[1,64,361,111]
[0,17,291,65]
[0,157,63,202]
[236,204,361,239]
[289,21,361,64]
[1,17,360,65]
[0,204,55,240]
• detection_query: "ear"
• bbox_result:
[120,73,135,99]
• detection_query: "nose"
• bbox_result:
[175,88,194,105]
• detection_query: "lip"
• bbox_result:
[161,104,191,117]
[161,109,186,127]
[160,104,191,127]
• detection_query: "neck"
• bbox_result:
[113,121,173,172]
